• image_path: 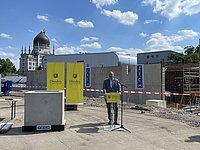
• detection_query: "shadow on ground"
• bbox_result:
[185,135,200,143]
[0,127,59,136]
[70,122,107,133]
[0,118,5,121]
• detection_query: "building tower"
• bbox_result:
[19,31,53,76]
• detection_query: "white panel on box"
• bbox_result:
[24,90,65,126]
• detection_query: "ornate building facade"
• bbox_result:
[19,31,54,75]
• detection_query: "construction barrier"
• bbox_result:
[12,84,197,97]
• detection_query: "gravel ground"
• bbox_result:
[1,95,200,150]
[151,107,200,127]
[84,97,200,128]
[4,94,200,128]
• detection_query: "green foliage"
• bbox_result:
[169,53,184,64]
[169,45,200,64]
[0,58,17,76]
[37,66,42,70]
[184,46,195,55]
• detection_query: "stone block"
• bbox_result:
[146,99,166,108]
[24,90,65,126]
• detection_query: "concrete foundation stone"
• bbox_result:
[24,90,65,126]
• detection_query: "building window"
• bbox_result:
[156,55,159,58]
[77,60,84,63]
[151,55,154,58]
[147,55,149,59]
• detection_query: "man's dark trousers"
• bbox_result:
[106,102,118,124]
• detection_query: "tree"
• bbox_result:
[169,45,200,64]
[184,46,195,55]
[195,45,200,53]
[184,53,200,63]
[169,53,184,64]
[0,58,17,76]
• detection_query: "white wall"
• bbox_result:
[43,52,119,69]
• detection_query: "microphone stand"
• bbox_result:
[111,83,131,133]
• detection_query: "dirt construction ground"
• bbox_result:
[0,95,200,150]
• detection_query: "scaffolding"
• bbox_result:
[183,66,200,106]
[165,63,200,107]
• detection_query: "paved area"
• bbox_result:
[0,97,200,150]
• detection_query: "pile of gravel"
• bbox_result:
[151,107,200,127]
[84,97,106,107]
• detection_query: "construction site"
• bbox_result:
[0,62,200,149]
[0,91,200,150]
[1,31,200,149]
[165,63,200,110]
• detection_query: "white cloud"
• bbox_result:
[0,47,18,69]
[91,0,118,8]
[107,46,143,56]
[64,18,94,28]
[56,46,76,54]
[139,32,148,37]
[81,37,90,42]
[146,33,174,51]
[37,14,49,22]
[77,20,94,28]
[90,37,99,41]
[5,46,17,50]
[101,9,138,26]
[10,57,19,70]
[170,30,199,42]
[28,29,34,33]
[178,30,199,38]
[181,0,200,15]
[55,45,85,54]
[144,19,162,24]
[64,18,75,24]
[81,36,99,42]
[146,30,199,52]
[80,42,102,49]
[0,33,12,39]
[51,38,57,43]
[0,50,15,57]
[142,0,200,20]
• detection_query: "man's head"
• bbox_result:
[109,71,114,80]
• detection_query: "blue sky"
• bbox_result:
[0,0,200,69]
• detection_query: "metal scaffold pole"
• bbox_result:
[199,39,200,105]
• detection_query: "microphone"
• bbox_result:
[119,82,127,88]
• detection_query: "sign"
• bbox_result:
[47,62,65,90]
[135,64,144,89]
[106,93,120,103]
[85,67,91,87]
[66,63,84,104]
[36,125,51,131]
